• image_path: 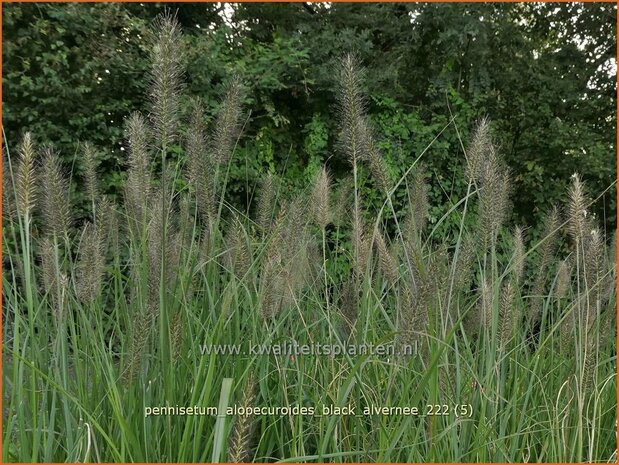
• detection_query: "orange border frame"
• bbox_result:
[0,1,616,464]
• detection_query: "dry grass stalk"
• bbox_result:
[82,142,100,207]
[76,222,105,304]
[258,196,313,319]
[374,229,398,283]
[453,234,475,293]
[211,76,244,165]
[478,168,511,250]
[480,279,493,331]
[277,196,313,300]
[170,310,183,365]
[149,12,184,150]
[228,375,256,463]
[405,164,429,240]
[41,147,71,238]
[583,228,604,309]
[466,119,511,249]
[337,53,367,166]
[351,201,370,280]
[331,176,353,227]
[559,305,575,356]
[16,132,37,217]
[312,166,331,231]
[465,117,492,184]
[257,173,276,235]
[122,300,152,385]
[125,111,152,228]
[397,283,420,348]
[567,174,587,246]
[226,215,251,278]
[554,260,571,300]
[530,207,560,321]
[146,191,165,320]
[359,118,390,194]
[186,97,216,224]
[40,236,58,300]
[121,190,174,385]
[582,334,597,392]
[259,210,286,320]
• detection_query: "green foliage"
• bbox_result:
[2,9,617,462]
[3,3,616,233]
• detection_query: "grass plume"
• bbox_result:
[40,147,71,239]
[149,11,184,151]
[15,132,37,217]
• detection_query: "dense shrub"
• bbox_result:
[3,3,616,234]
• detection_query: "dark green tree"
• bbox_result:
[3,2,615,232]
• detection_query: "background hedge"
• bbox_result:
[3,2,616,236]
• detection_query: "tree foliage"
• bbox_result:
[3,2,616,232]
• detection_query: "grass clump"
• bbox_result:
[2,13,616,463]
